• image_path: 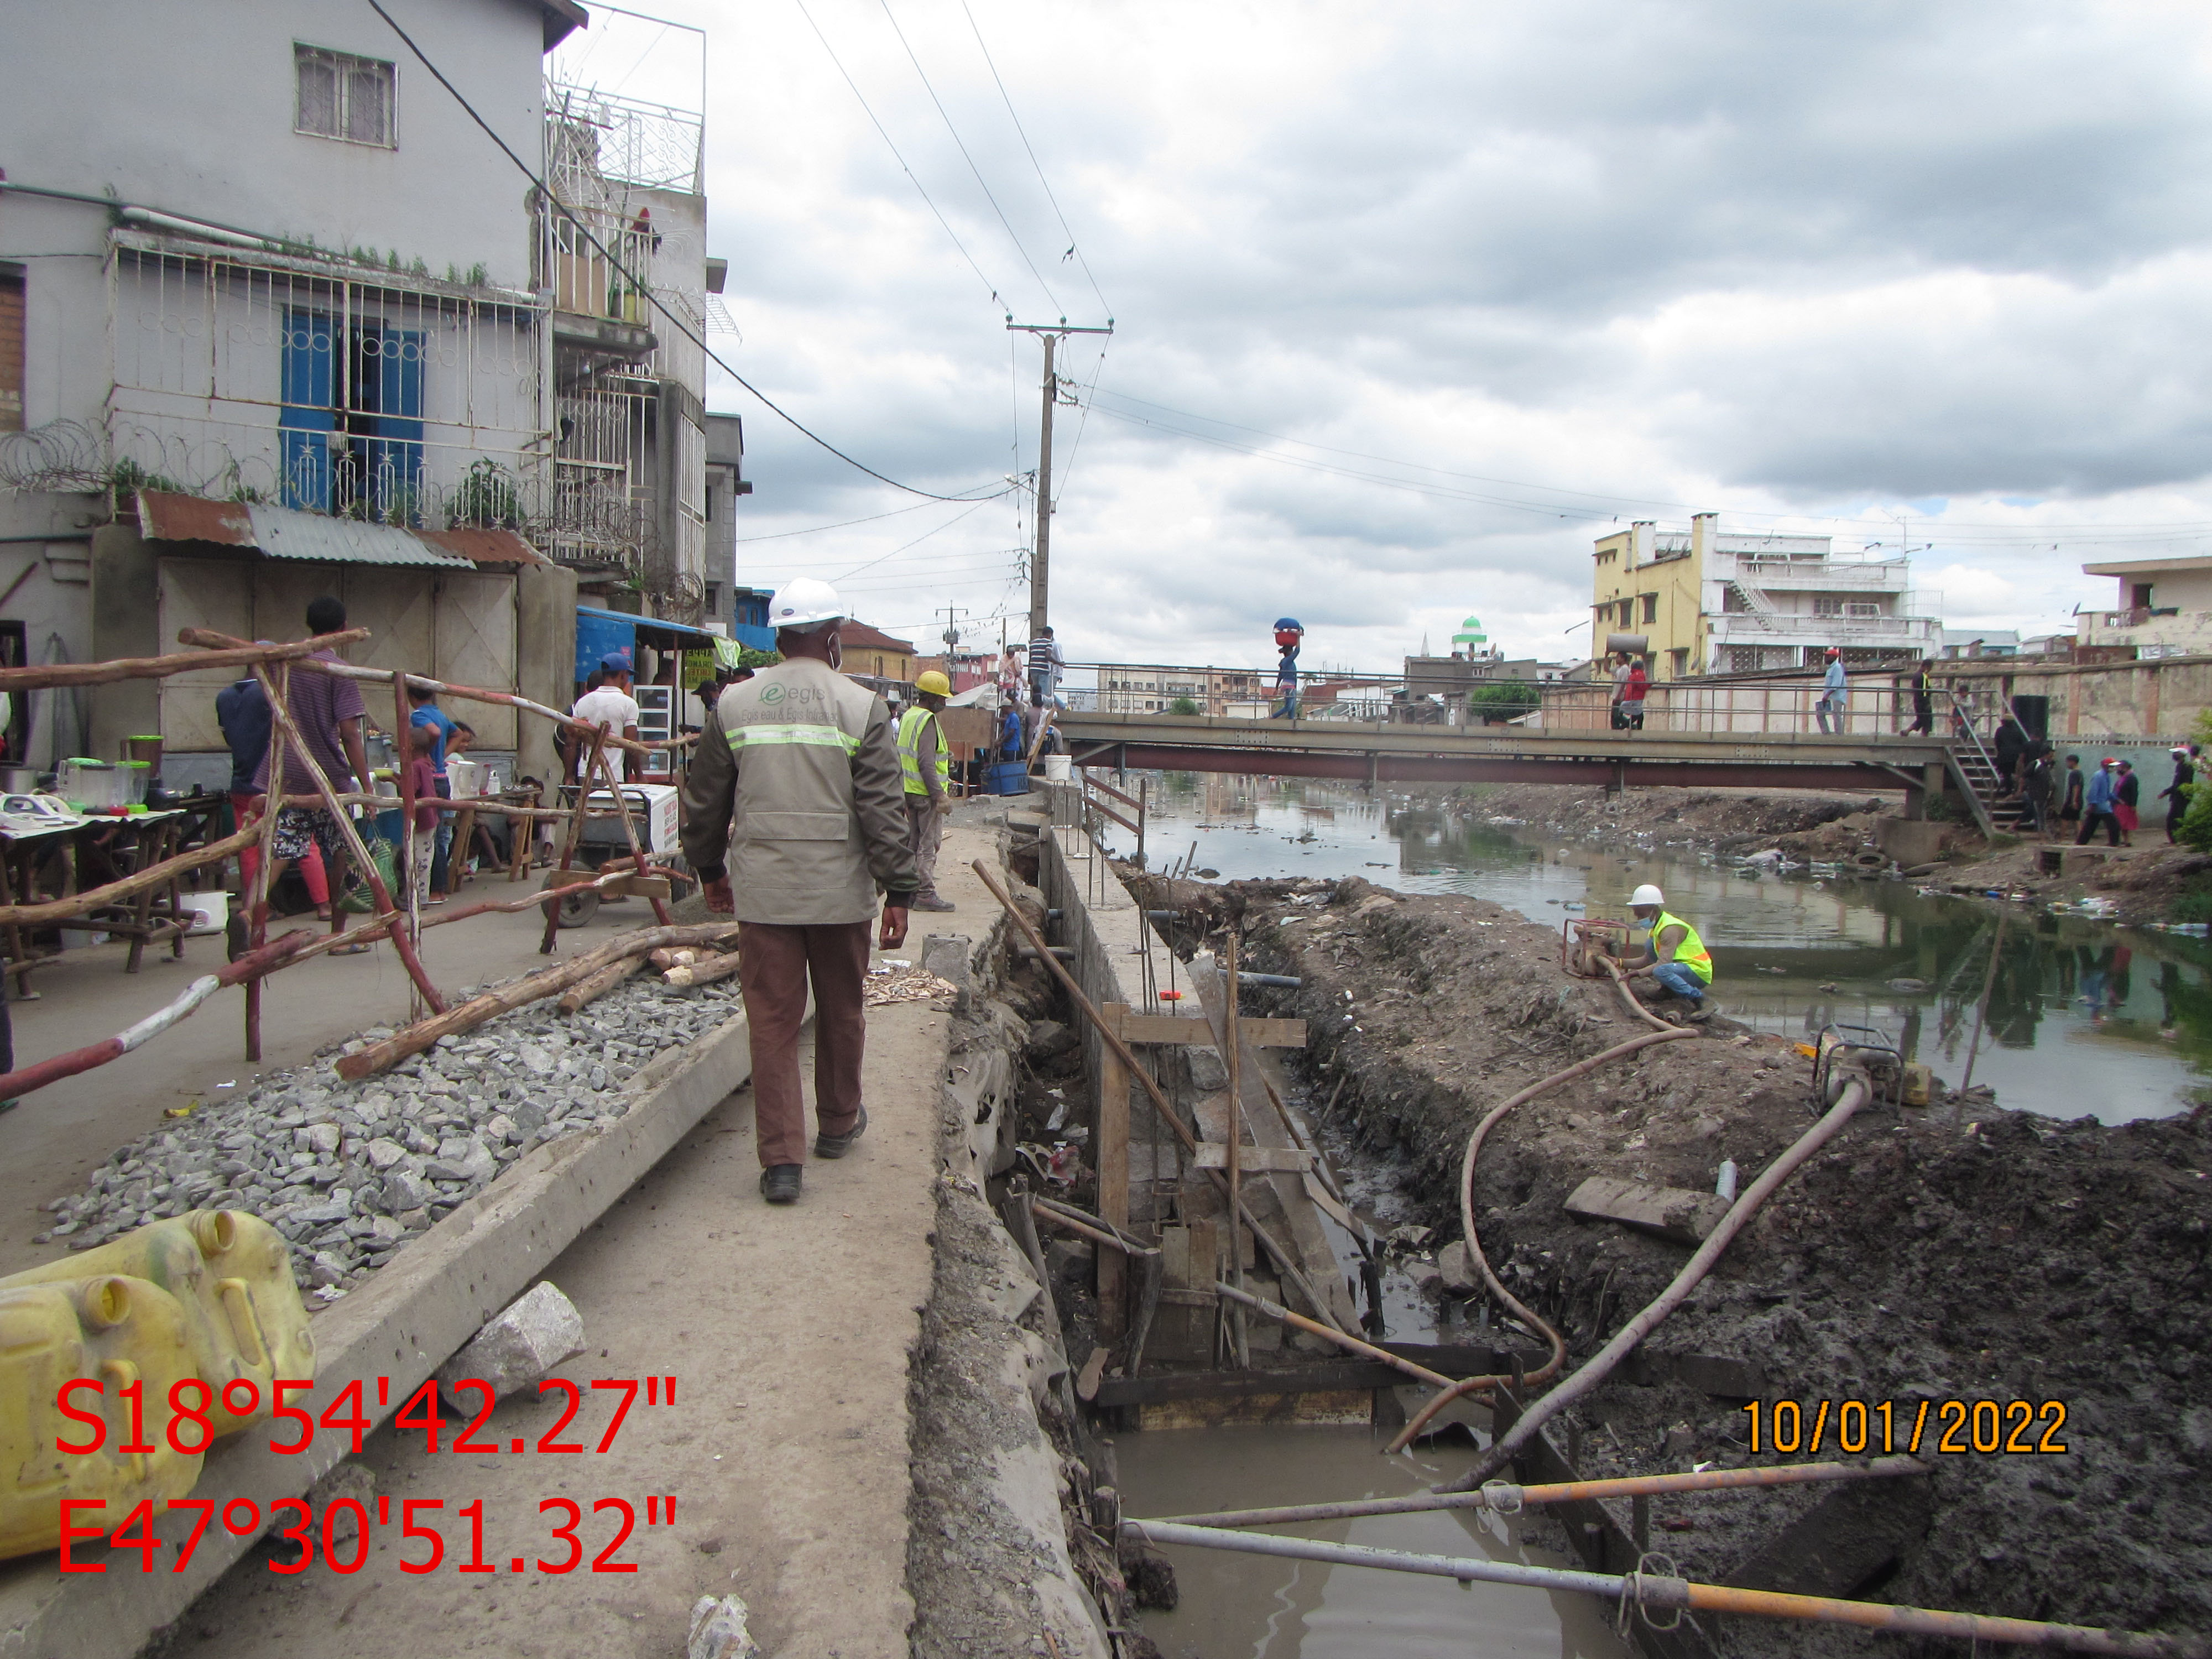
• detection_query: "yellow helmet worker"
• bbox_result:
[896,670,956,911]
[1621,883,1713,1021]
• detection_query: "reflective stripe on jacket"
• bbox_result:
[897,706,949,797]
[1651,910,1713,984]
[677,658,918,925]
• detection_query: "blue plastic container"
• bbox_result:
[985,763,1031,796]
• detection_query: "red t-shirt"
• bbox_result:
[406,757,441,832]
[1623,667,1649,703]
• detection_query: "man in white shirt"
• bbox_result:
[567,656,642,781]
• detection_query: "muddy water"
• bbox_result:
[1115,1428,1630,1659]
[1104,775,2212,1122]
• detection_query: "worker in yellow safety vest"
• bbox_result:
[1616,883,1713,1020]
[897,670,956,912]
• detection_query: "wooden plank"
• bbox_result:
[1096,1038,1131,1339]
[1117,1012,1307,1048]
[1194,1142,1312,1172]
[1564,1175,1731,1245]
[1139,1390,1370,1430]
[1097,1361,1408,1406]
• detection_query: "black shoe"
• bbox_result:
[910,894,957,912]
[760,1164,802,1204]
[814,1104,868,1159]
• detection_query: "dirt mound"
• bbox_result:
[1234,877,2212,1650]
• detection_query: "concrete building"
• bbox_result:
[2076,555,2212,659]
[0,0,731,784]
[1096,665,1263,715]
[1591,514,1942,679]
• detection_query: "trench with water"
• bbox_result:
[1081,775,2207,1658]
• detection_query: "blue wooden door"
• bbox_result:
[279,309,336,511]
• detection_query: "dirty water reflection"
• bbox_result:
[1100,775,2212,1122]
[1116,1427,1631,1659]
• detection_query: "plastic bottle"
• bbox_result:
[1715,1159,1739,1201]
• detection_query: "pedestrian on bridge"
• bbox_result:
[2075,758,2122,847]
[1026,625,1063,703]
[1815,646,1847,734]
[899,670,957,912]
[684,577,920,1206]
[1618,655,1648,731]
[1613,883,1712,1021]
[1907,658,1936,735]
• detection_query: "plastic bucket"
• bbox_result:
[1043,754,1071,782]
[178,891,227,936]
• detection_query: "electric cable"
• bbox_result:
[362,0,999,503]
[1052,335,1110,508]
[875,0,1063,317]
[958,0,1112,319]
[787,0,1011,315]
[735,495,1005,543]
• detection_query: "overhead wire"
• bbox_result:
[787,0,1011,316]
[1052,335,1110,508]
[735,492,1009,544]
[957,0,1112,320]
[362,0,999,503]
[875,0,1062,316]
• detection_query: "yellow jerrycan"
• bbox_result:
[0,1275,205,1561]
[1,1211,316,1436]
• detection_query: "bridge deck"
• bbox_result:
[1056,711,1954,794]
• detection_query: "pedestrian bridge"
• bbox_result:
[1056,709,1976,822]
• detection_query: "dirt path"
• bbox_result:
[1231,875,2212,1651]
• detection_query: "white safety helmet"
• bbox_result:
[1629,884,1666,909]
[770,577,846,632]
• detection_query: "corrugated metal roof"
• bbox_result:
[245,505,473,568]
[137,491,253,546]
[414,527,545,566]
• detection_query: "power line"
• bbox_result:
[875,0,1062,317]
[787,0,1011,316]
[362,0,995,503]
[957,0,1112,320]
[734,492,1009,543]
[1053,335,1110,508]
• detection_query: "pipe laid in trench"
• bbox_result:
[1443,1069,1877,1490]
[1213,1280,1453,1390]
[1155,1453,1929,1529]
[1119,1522,2208,1658]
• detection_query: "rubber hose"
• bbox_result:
[1602,956,1680,1034]
[1442,1071,1875,1491]
[1384,1024,1698,1453]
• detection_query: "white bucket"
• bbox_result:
[179,890,228,936]
[1043,754,1072,782]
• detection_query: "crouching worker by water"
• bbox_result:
[680,577,921,1206]
[1613,883,1714,1022]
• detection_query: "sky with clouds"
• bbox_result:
[558,0,2212,676]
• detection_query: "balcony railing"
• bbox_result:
[1708,612,1940,643]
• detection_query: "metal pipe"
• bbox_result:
[1214,1281,1451,1389]
[1119,1523,2209,1657]
[1236,972,1301,988]
[1156,1455,1930,1528]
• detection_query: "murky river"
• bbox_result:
[1099,774,2212,1123]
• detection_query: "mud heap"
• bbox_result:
[1236,876,2212,1651]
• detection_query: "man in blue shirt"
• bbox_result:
[407,684,459,901]
[1814,646,1847,734]
[2076,757,2122,847]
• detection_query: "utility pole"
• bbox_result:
[1009,319,1113,645]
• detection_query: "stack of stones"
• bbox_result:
[37,976,744,1296]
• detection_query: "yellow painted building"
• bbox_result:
[1590,515,1714,680]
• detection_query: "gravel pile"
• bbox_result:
[38,974,744,1297]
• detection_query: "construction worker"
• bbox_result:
[1615,883,1713,1020]
[899,670,957,912]
[681,577,920,1206]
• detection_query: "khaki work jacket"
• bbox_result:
[678,658,919,925]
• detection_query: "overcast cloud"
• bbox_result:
[560,0,2212,671]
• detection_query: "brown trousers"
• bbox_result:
[904,795,943,895]
[737,920,870,1168]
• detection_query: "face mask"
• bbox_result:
[826,627,843,671]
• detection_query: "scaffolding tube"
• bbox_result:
[1155,1454,1929,1528]
[1119,1522,2209,1657]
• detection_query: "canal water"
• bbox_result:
[1099,774,2212,1124]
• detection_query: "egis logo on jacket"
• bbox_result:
[760,684,786,705]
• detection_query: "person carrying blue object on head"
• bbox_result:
[1610,883,1714,1022]
[1272,617,1303,720]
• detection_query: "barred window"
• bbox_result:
[295,45,396,147]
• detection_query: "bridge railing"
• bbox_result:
[1535,679,1921,737]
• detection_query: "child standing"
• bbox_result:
[404,723,442,912]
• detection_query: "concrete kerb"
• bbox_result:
[0,1002,759,1658]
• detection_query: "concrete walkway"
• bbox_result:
[160,821,1003,1658]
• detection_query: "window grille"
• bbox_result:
[296,45,397,148]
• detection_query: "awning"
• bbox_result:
[138,491,542,568]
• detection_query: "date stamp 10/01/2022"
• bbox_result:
[53,1374,682,1577]
[1740,1397,2070,1457]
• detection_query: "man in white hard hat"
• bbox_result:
[1614,883,1714,1021]
[899,669,957,911]
[681,577,921,1205]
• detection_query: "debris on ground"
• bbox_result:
[1236,874,2212,1649]
[686,1593,763,1659]
[864,964,961,1006]
[435,1280,587,1397]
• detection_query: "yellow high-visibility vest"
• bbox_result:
[896,705,948,796]
[1651,910,1713,983]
